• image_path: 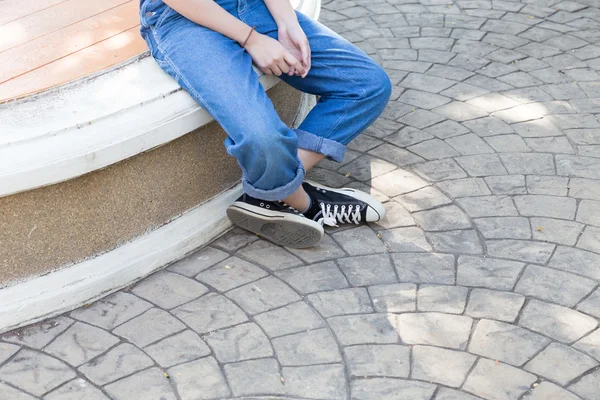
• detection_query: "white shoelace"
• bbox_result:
[318,202,361,227]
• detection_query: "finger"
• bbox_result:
[284,53,305,77]
[271,64,283,76]
[300,40,310,68]
[288,66,296,76]
[278,57,290,74]
[262,67,273,76]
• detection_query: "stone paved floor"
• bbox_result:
[2,0,600,399]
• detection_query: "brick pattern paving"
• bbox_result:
[2,0,600,399]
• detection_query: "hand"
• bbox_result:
[278,22,311,78]
[244,30,306,77]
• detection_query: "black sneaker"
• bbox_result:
[226,193,324,248]
[302,181,386,226]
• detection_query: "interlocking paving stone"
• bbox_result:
[226,276,301,315]
[44,322,119,367]
[168,246,229,277]
[412,345,476,387]
[469,319,550,366]
[413,205,472,231]
[44,378,108,400]
[412,159,468,181]
[525,342,598,385]
[463,116,514,136]
[455,154,508,176]
[368,142,425,166]
[286,234,346,263]
[371,168,428,197]
[272,328,341,366]
[463,359,537,400]
[577,200,600,227]
[456,195,518,217]
[486,239,556,264]
[0,342,20,364]
[282,364,347,400]
[425,120,471,139]
[104,368,177,400]
[368,283,417,313]
[337,254,397,286]
[515,265,596,307]
[379,226,433,252]
[276,261,349,294]
[466,289,525,322]
[578,289,600,319]
[577,226,600,254]
[211,227,258,251]
[531,217,584,246]
[131,271,208,309]
[78,343,153,386]
[351,378,436,400]
[2,317,74,349]
[514,195,577,219]
[426,230,483,254]
[344,344,410,378]
[485,134,531,153]
[526,175,569,195]
[408,138,461,160]
[547,246,600,280]
[569,369,600,400]
[332,225,388,255]
[457,255,524,290]
[235,240,303,271]
[196,256,268,292]
[574,329,600,361]
[522,381,582,400]
[144,329,210,367]
[520,300,598,343]
[69,293,152,331]
[340,155,397,182]
[172,293,248,334]
[436,387,483,400]
[396,312,473,349]
[112,308,184,347]
[204,322,272,363]
[474,217,531,239]
[329,314,400,345]
[169,357,231,399]
[254,301,324,338]
[308,288,373,317]
[370,201,415,230]
[436,177,491,198]
[0,349,76,396]
[0,383,37,400]
[417,285,468,314]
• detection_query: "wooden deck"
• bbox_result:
[0,0,147,102]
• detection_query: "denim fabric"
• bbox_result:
[140,0,391,200]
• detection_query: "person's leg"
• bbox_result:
[240,1,392,224]
[139,0,322,246]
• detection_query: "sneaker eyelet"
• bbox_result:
[260,202,264,207]
[266,204,270,209]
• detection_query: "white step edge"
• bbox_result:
[0,0,321,198]
[0,184,241,334]
[0,91,316,334]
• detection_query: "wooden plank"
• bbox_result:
[0,0,130,53]
[0,1,140,83]
[0,0,68,26]
[0,26,147,102]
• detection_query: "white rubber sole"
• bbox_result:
[227,202,324,248]
[305,180,387,222]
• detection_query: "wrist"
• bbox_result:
[275,14,299,31]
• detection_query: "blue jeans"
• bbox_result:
[139,0,391,201]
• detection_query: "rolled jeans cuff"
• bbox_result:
[242,160,306,201]
[295,128,346,163]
